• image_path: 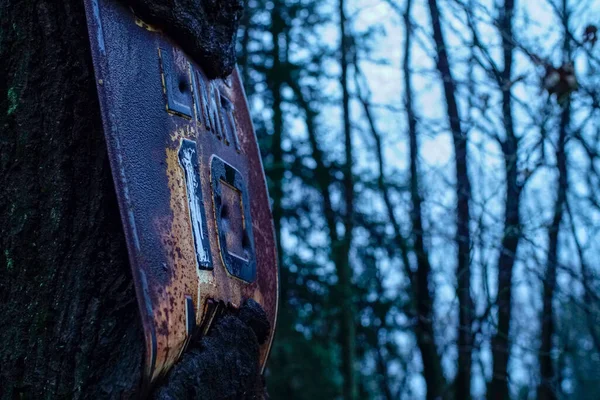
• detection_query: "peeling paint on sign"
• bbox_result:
[178,139,212,269]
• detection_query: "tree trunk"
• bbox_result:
[269,4,286,291]
[403,3,448,398]
[537,92,568,400]
[355,47,447,398]
[0,1,267,398]
[537,3,570,399]
[338,0,357,398]
[489,2,521,399]
[0,1,143,397]
[427,1,473,398]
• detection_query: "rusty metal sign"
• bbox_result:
[83,0,278,389]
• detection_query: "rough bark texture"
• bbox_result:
[0,1,266,399]
[120,0,244,79]
[0,1,143,397]
[154,300,270,400]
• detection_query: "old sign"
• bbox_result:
[83,0,279,388]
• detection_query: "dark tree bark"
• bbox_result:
[0,2,143,397]
[0,0,267,398]
[120,0,244,79]
[153,300,271,400]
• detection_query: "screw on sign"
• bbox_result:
[82,0,279,391]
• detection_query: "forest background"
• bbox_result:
[236,0,600,399]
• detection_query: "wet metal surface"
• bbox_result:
[83,0,279,389]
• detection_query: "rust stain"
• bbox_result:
[154,126,199,377]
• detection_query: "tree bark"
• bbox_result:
[0,2,142,397]
[120,0,244,79]
[0,1,267,398]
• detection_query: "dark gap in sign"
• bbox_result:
[178,78,187,93]
[185,296,195,335]
[219,179,248,261]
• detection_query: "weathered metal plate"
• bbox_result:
[83,0,278,389]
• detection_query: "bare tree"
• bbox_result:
[538,2,571,398]
[427,1,474,398]
[485,2,523,399]
[338,0,358,398]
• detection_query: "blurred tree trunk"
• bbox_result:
[364,3,447,397]
[354,61,411,399]
[269,3,286,287]
[403,2,447,399]
[537,80,568,400]
[356,58,445,399]
[427,1,473,398]
[338,0,357,398]
[372,292,395,400]
[286,75,353,400]
[489,1,521,399]
[538,3,571,399]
